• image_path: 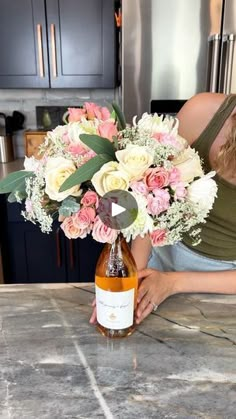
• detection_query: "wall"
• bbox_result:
[0,88,119,158]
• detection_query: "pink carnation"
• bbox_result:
[92,217,118,244]
[144,167,169,190]
[152,132,180,149]
[150,229,167,246]
[67,142,88,156]
[130,180,149,196]
[169,167,181,184]
[61,215,90,239]
[147,189,170,215]
[81,149,97,163]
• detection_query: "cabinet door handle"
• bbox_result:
[56,227,61,268]
[69,240,74,270]
[51,24,58,78]
[37,24,45,78]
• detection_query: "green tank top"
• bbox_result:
[183,94,236,261]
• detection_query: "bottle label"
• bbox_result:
[96,285,134,330]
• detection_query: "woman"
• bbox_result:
[133,92,236,325]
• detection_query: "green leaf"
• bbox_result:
[79,133,116,159]
[59,154,112,192]
[7,179,28,202]
[0,171,33,194]
[112,102,126,130]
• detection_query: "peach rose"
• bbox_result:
[61,215,90,239]
[92,217,118,244]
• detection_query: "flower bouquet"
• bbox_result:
[0,101,217,246]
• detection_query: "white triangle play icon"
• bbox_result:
[111,202,126,217]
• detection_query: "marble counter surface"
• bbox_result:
[0,159,24,180]
[0,283,236,419]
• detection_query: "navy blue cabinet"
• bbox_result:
[0,0,117,89]
[0,197,103,284]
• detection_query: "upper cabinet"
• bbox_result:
[0,0,117,88]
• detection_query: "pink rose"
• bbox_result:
[95,106,111,121]
[150,229,167,246]
[171,182,187,201]
[68,107,86,122]
[92,217,118,244]
[147,189,170,215]
[84,102,111,121]
[169,167,181,184]
[81,191,99,208]
[130,180,149,196]
[76,207,96,228]
[61,215,90,239]
[145,167,169,190]
[98,121,118,141]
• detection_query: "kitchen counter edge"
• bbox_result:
[0,159,24,180]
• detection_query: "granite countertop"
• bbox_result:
[0,159,24,180]
[0,283,236,418]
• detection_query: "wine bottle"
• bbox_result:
[95,234,138,338]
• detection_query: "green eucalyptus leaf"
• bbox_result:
[59,153,112,192]
[59,197,80,217]
[0,171,33,194]
[112,102,126,130]
[7,179,28,202]
[79,134,116,159]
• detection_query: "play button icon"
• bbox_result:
[97,189,138,230]
[111,202,126,217]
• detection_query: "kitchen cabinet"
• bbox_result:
[0,197,104,284]
[0,0,117,89]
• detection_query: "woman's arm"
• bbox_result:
[136,268,236,324]
[131,234,152,270]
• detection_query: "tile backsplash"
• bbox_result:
[0,88,120,158]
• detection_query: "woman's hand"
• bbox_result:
[135,268,176,324]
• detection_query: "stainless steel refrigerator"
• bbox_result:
[121,0,236,122]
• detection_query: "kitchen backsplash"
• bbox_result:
[0,88,119,158]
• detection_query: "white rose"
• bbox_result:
[45,157,81,202]
[187,172,218,213]
[91,161,131,196]
[172,147,204,183]
[115,145,153,181]
[67,120,97,146]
